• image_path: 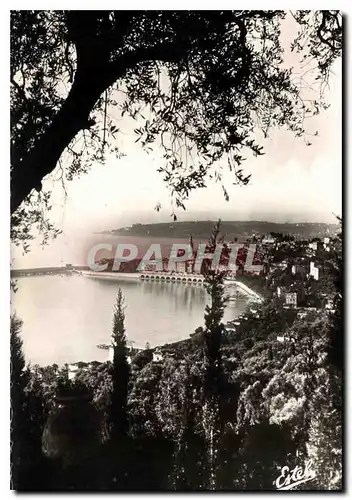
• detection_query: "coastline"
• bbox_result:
[79,269,263,302]
[234,281,263,302]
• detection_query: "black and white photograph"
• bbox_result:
[9,8,343,491]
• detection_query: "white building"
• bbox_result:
[308,242,318,251]
[68,364,79,381]
[262,234,275,244]
[285,292,297,308]
[153,350,163,363]
[310,261,319,280]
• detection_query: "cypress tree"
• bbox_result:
[203,220,228,398]
[201,221,228,489]
[110,288,130,440]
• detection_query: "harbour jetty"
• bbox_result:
[234,281,263,302]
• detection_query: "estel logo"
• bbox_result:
[275,459,317,490]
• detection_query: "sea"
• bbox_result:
[11,273,250,366]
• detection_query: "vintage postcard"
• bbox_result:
[10,9,342,491]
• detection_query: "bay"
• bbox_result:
[11,274,249,366]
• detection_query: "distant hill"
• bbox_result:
[98,220,339,240]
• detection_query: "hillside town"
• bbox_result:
[11,9,342,492]
[57,229,339,377]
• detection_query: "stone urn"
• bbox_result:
[42,391,102,468]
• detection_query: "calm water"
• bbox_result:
[11,274,249,366]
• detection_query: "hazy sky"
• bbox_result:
[42,58,342,230]
[12,17,342,268]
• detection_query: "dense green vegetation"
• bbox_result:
[10,9,342,490]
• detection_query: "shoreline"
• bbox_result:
[234,281,263,302]
[79,270,263,302]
